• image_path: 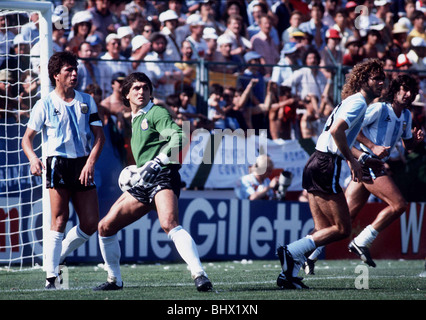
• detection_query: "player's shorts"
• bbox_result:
[302,150,343,194]
[46,156,96,192]
[361,162,387,180]
[127,164,181,204]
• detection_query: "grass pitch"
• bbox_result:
[0,259,425,302]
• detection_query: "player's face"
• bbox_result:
[395,85,414,107]
[126,81,151,109]
[366,72,385,97]
[55,63,78,89]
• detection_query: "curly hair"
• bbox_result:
[341,58,384,100]
[382,74,419,104]
[48,51,78,87]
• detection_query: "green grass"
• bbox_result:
[0,259,425,301]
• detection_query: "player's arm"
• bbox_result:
[329,118,363,182]
[356,129,390,159]
[22,127,45,176]
[402,127,425,150]
[79,124,105,186]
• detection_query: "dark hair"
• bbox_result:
[149,32,167,44]
[303,46,321,65]
[382,74,418,104]
[121,72,153,107]
[166,93,182,107]
[209,83,224,96]
[48,51,78,87]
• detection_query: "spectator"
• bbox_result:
[345,1,361,39]
[323,0,339,28]
[342,35,364,67]
[127,12,145,37]
[250,14,280,77]
[222,85,249,131]
[167,0,187,26]
[185,14,208,59]
[98,33,132,98]
[207,83,240,130]
[389,22,410,61]
[159,9,182,60]
[130,35,152,76]
[360,29,381,59]
[273,0,295,38]
[299,2,329,51]
[407,37,426,72]
[175,40,196,88]
[88,0,115,42]
[0,14,15,69]
[199,0,226,35]
[268,84,300,140]
[117,26,134,58]
[407,10,426,45]
[101,71,130,134]
[166,93,188,127]
[332,8,354,52]
[203,27,220,61]
[145,32,183,102]
[396,53,413,71]
[224,14,252,59]
[66,11,92,54]
[210,34,243,74]
[283,47,327,104]
[238,51,266,131]
[0,70,17,120]
[124,0,159,24]
[247,2,279,45]
[234,154,279,200]
[18,71,40,121]
[76,41,101,92]
[320,28,343,79]
[272,41,301,86]
[20,12,39,46]
[281,10,303,45]
[86,34,103,61]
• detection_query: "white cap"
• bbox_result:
[374,0,391,6]
[105,33,120,44]
[117,26,134,39]
[13,34,27,46]
[186,14,205,26]
[203,27,218,40]
[71,11,92,26]
[132,35,150,51]
[159,9,179,23]
[411,36,426,47]
[217,34,233,46]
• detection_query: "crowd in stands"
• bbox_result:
[1,0,426,166]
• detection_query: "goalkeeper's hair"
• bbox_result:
[48,50,78,87]
[121,72,153,107]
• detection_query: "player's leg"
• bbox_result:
[94,192,151,290]
[345,180,371,222]
[59,188,99,264]
[155,189,212,291]
[45,188,71,289]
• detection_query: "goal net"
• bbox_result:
[0,1,52,269]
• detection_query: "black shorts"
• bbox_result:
[302,150,343,194]
[46,156,96,192]
[127,164,181,204]
[361,163,387,180]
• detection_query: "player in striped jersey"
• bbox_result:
[345,74,425,267]
[276,59,385,289]
[22,51,105,289]
[93,72,212,292]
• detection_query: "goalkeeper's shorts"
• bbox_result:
[127,164,181,204]
[46,156,96,192]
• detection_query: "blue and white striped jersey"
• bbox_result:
[27,90,102,158]
[357,102,412,161]
[316,92,368,157]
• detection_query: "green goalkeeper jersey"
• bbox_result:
[131,101,185,168]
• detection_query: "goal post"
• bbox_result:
[0,1,53,269]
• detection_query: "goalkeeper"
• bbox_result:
[94,72,212,292]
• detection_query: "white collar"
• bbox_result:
[131,100,154,122]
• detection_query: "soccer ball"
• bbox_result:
[118,165,141,192]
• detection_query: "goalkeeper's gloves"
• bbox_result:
[138,154,169,186]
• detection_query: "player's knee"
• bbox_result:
[337,222,351,239]
[160,219,178,234]
[98,220,113,237]
[393,200,407,216]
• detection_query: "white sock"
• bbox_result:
[308,245,324,261]
[99,234,122,286]
[287,235,316,261]
[45,230,64,278]
[59,225,90,264]
[168,226,206,279]
[354,225,378,248]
